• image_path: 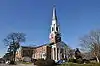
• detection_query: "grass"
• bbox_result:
[57,62,100,66]
[21,61,33,64]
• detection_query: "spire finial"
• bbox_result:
[52,5,57,20]
[53,4,56,8]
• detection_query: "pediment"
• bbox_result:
[50,41,68,48]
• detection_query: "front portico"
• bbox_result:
[51,42,68,61]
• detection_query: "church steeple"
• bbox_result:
[49,6,61,43]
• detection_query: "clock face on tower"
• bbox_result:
[49,33,55,43]
[50,33,53,39]
[51,33,54,39]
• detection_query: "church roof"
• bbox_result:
[20,46,35,49]
[35,43,53,48]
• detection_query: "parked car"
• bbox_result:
[56,59,65,64]
[23,57,31,62]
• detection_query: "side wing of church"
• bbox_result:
[16,6,68,62]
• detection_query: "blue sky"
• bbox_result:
[0,0,100,57]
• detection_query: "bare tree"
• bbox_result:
[3,32,26,63]
[80,29,100,63]
[65,46,75,59]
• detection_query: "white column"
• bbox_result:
[52,48,54,59]
[60,48,62,59]
[58,48,60,60]
[52,48,54,60]
[55,48,58,61]
[64,49,65,59]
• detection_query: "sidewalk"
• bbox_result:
[0,63,36,66]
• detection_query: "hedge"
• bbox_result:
[58,62,100,66]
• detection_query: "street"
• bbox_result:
[0,63,36,66]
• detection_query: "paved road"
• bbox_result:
[0,64,36,66]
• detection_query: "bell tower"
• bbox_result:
[49,6,61,43]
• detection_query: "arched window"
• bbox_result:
[56,27,58,31]
[52,27,54,31]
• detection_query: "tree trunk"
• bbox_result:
[96,56,99,63]
[13,51,16,62]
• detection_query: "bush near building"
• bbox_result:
[35,59,56,66]
[58,62,100,66]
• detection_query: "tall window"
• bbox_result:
[52,27,54,31]
[56,27,58,31]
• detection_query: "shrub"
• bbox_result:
[76,58,83,64]
[35,59,45,66]
[35,59,56,66]
[68,58,76,63]
[60,63,100,66]
[9,61,16,65]
[83,59,90,64]
[32,59,37,65]
[45,59,56,66]
[68,58,84,64]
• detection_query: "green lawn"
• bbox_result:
[16,61,33,64]
[58,62,100,66]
